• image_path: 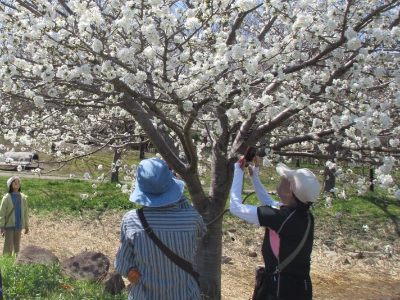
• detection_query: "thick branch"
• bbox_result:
[225,4,262,46]
[257,16,277,42]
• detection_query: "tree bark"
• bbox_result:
[111,149,121,183]
[195,218,223,300]
[324,166,336,192]
[139,135,146,160]
[324,144,336,192]
[369,168,374,192]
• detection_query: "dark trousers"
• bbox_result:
[266,294,283,300]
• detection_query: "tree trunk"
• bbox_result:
[195,218,223,300]
[324,166,335,192]
[187,156,233,299]
[139,135,146,159]
[324,144,336,192]
[111,149,121,183]
[369,168,374,192]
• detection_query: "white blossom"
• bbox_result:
[325,197,332,208]
[92,38,103,53]
[183,100,193,112]
[226,108,241,122]
[33,96,44,108]
[389,139,399,147]
[235,0,258,11]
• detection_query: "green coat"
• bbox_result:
[0,193,29,229]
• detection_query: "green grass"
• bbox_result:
[0,177,138,215]
[39,149,154,178]
[226,184,400,251]
[0,157,399,298]
[0,255,125,300]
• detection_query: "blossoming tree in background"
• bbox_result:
[1,0,400,298]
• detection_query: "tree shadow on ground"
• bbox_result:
[362,192,400,237]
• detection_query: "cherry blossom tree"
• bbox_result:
[1,0,400,298]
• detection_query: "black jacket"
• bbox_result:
[257,206,314,300]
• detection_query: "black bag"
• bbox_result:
[252,266,273,300]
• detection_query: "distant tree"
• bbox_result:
[1,0,400,298]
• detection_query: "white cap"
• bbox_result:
[7,176,20,189]
[276,163,320,203]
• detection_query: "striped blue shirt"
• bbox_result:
[115,198,206,300]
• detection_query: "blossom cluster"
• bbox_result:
[0,0,398,204]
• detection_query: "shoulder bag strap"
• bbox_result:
[4,194,21,228]
[137,208,200,285]
[275,211,311,273]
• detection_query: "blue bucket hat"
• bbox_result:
[129,158,185,207]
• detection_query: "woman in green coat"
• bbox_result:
[0,176,29,255]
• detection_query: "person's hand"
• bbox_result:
[1,228,4,237]
[254,155,261,167]
[238,156,246,171]
[248,166,253,177]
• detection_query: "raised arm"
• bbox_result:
[229,161,260,225]
[249,156,282,208]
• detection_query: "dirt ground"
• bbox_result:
[7,210,398,300]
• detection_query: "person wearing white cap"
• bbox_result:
[0,176,29,255]
[115,158,206,300]
[230,156,320,300]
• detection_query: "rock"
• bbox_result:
[324,250,338,257]
[15,245,59,266]
[227,229,237,233]
[342,257,351,265]
[61,250,110,282]
[363,258,375,266]
[349,252,364,259]
[103,271,125,295]
[221,256,232,264]
[247,251,258,258]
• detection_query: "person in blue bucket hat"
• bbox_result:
[115,158,206,300]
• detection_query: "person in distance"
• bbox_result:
[0,176,29,255]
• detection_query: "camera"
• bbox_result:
[244,147,257,167]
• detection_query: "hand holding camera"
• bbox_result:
[244,147,257,167]
[238,146,259,171]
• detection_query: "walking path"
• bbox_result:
[0,170,74,181]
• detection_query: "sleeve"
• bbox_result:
[196,213,207,238]
[229,163,260,225]
[22,194,28,228]
[250,167,282,208]
[257,206,284,231]
[0,195,8,228]
[114,221,136,278]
